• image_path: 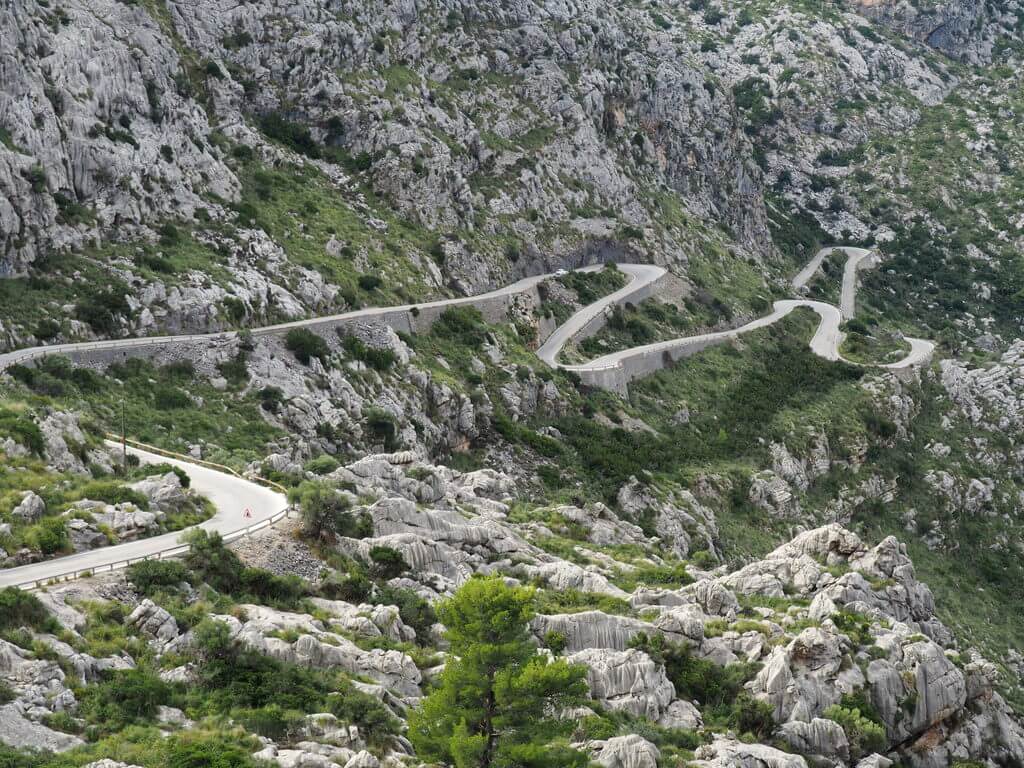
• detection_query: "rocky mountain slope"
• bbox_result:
[2,0,1024,766]
[2,0,1020,349]
[1,457,1022,767]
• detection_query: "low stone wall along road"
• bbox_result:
[0,246,934,587]
[0,441,288,589]
[0,246,932,396]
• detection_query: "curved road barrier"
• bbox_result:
[0,247,930,393]
[0,246,932,395]
[0,246,933,588]
[0,440,289,590]
[541,247,933,393]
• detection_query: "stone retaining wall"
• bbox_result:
[573,334,733,395]
[1,268,722,396]
[1,286,547,374]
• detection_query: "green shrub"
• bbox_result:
[154,385,191,410]
[0,409,45,456]
[326,679,401,748]
[25,516,69,555]
[78,668,172,732]
[0,745,47,768]
[76,288,131,334]
[259,111,320,158]
[576,714,618,741]
[233,704,306,741]
[190,624,399,749]
[75,481,149,509]
[162,730,263,768]
[544,631,568,654]
[535,588,630,616]
[557,264,626,304]
[284,328,330,365]
[136,463,191,488]
[289,481,368,542]
[320,571,373,603]
[823,704,888,759]
[33,318,61,340]
[363,407,399,451]
[832,610,873,646]
[431,305,488,347]
[304,455,340,475]
[183,529,306,606]
[374,585,437,642]
[340,334,397,371]
[357,274,382,291]
[0,682,14,705]
[259,386,284,412]
[0,589,59,634]
[633,634,761,714]
[729,691,775,738]
[368,545,408,579]
[127,560,191,595]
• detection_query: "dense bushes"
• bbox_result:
[824,703,887,758]
[0,408,44,456]
[289,481,370,542]
[554,325,863,500]
[0,588,59,634]
[6,356,104,398]
[23,516,68,555]
[558,264,626,304]
[340,333,397,371]
[191,619,399,748]
[317,571,436,642]
[284,328,330,365]
[258,112,320,158]
[78,668,173,732]
[75,287,132,335]
[127,560,191,595]
[632,633,761,720]
[368,545,408,579]
[363,407,400,451]
[431,305,488,348]
[74,480,149,509]
[182,529,306,606]
[729,692,775,738]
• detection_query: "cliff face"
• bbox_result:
[0,0,1020,347]
[849,0,1020,63]
[0,0,239,275]
[0,0,770,285]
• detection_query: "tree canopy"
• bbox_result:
[408,576,588,768]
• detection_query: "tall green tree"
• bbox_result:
[289,481,366,542]
[408,576,588,768]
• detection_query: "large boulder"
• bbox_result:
[308,598,416,643]
[749,627,847,722]
[128,472,188,512]
[589,734,660,768]
[777,718,850,763]
[11,492,45,522]
[691,738,808,767]
[126,599,180,645]
[567,648,675,720]
[532,612,653,653]
[211,608,422,698]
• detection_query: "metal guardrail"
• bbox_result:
[9,437,291,591]
[107,434,290,495]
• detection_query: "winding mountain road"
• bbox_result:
[549,247,933,389]
[0,245,933,587]
[0,246,929,382]
[0,442,288,588]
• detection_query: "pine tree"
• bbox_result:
[408,576,588,768]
